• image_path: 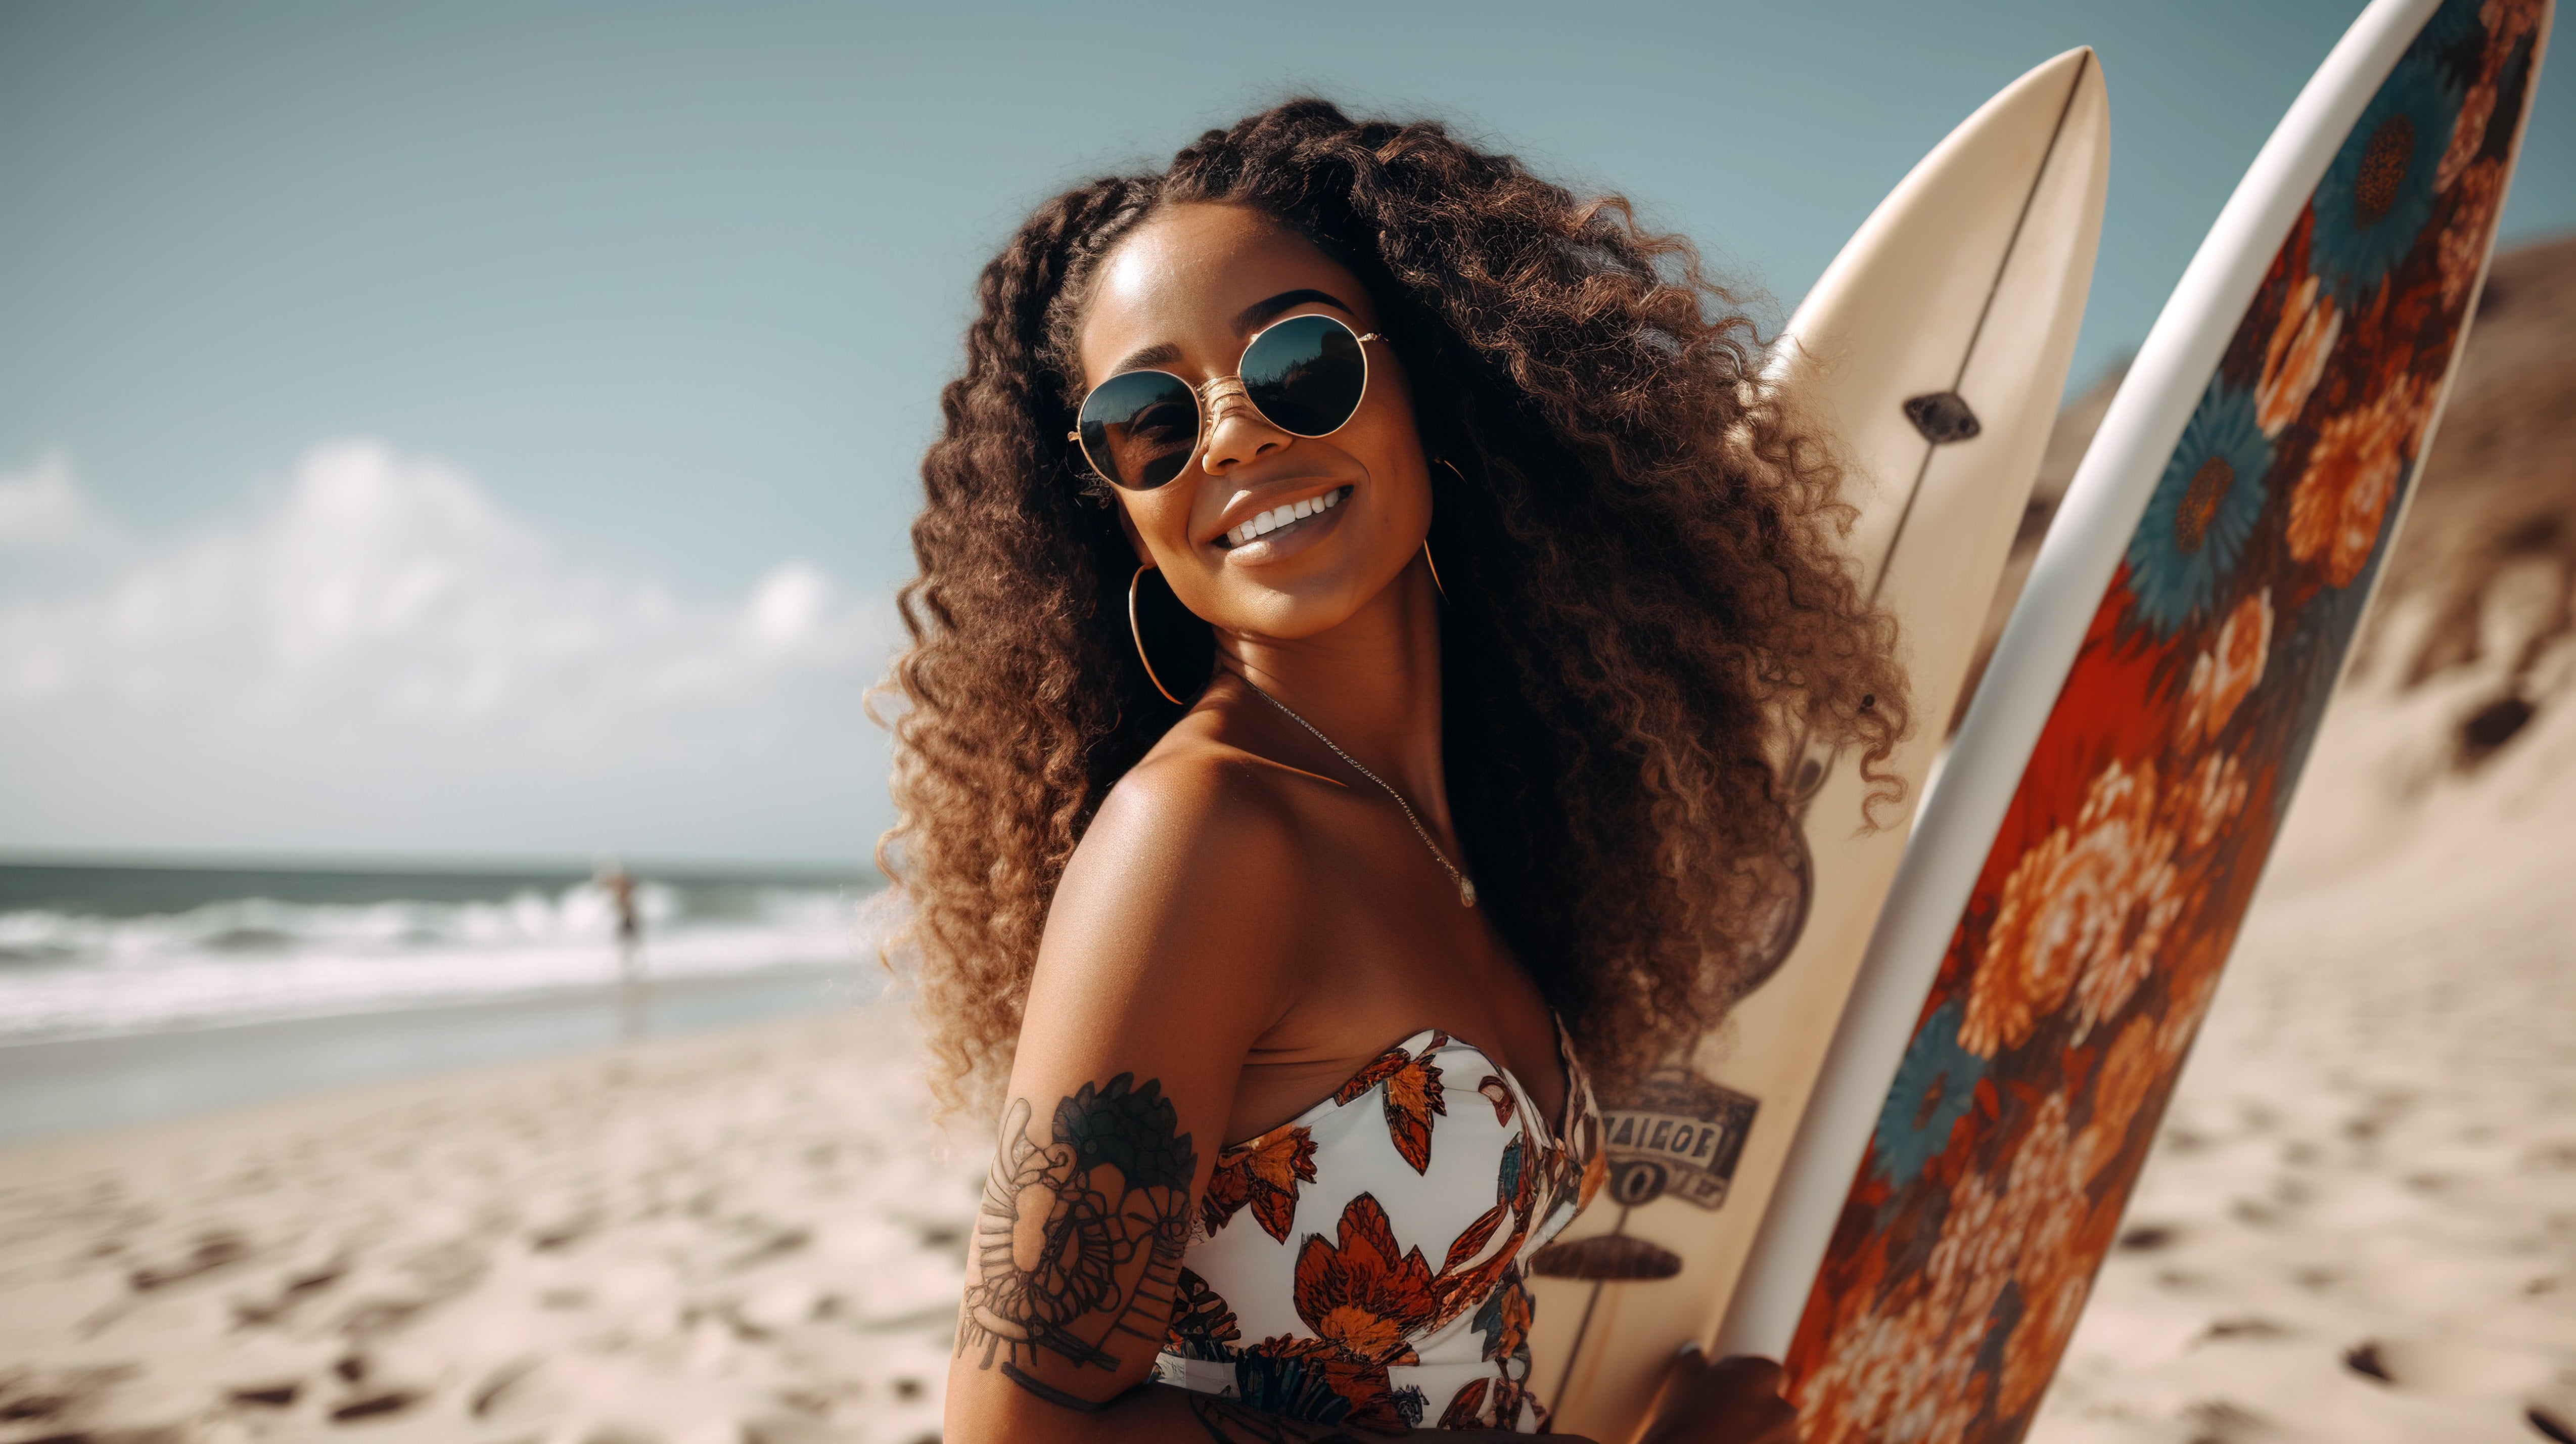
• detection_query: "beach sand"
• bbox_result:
[0,1005,982,1444]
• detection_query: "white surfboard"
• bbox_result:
[1716,0,2552,1377]
[1525,49,2108,1440]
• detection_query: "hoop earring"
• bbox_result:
[1425,457,1466,603]
[1128,565,1184,705]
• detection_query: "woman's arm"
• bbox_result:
[949,1063,1205,1416]
[940,752,1352,1439]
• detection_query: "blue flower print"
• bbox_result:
[2310,47,2458,302]
[2126,379,2271,639]
[2414,0,2490,87]
[1872,1001,1986,1189]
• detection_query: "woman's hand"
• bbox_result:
[1635,1345,1799,1444]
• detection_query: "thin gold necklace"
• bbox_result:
[1240,678,1477,909]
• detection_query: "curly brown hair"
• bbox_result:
[878,98,1908,1114]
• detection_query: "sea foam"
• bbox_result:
[0,873,877,1040]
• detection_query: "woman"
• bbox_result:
[886,100,1907,1441]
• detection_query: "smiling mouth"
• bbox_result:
[1217,486,1350,550]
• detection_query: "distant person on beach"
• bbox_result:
[884,101,1905,1441]
[597,861,644,1038]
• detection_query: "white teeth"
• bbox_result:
[1223,489,1349,551]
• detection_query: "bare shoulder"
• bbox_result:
[1090,716,1316,866]
[1035,714,1326,1024]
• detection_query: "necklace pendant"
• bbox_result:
[1458,877,1478,908]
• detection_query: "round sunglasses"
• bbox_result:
[1067,312,1382,490]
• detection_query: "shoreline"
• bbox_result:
[0,965,872,1149]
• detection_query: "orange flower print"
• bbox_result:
[2255,276,2341,435]
[2003,1264,2094,1421]
[1478,1074,1515,1125]
[2179,588,2274,749]
[2009,1106,2089,1244]
[1800,1166,2018,1444]
[1292,1193,1444,1366]
[2483,0,2547,50]
[1436,1374,1540,1430]
[2436,77,2496,192]
[1475,1270,1535,1364]
[2173,749,2250,852]
[1793,1284,1985,1444]
[2440,158,2505,309]
[1805,1100,2118,1442]
[2070,890,2178,1043]
[1432,1139,1540,1318]
[1993,1095,2099,1420]
[1439,1200,1511,1287]
[1435,1274,1541,1427]
[1335,1035,1448,1174]
[2290,375,2431,586]
[2076,1015,2161,1183]
[2157,963,2224,1073]
[1924,1170,2017,1327]
[1575,1129,1608,1213]
[1438,1377,1495,1428]
[1201,1125,1319,1243]
[1964,761,2182,1056]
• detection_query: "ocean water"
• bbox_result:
[0,860,881,1042]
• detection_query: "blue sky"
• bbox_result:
[1,1,2566,865]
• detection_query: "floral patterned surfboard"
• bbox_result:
[1777,2,2550,1439]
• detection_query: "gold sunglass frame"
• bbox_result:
[1065,313,1383,489]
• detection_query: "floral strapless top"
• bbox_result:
[1155,1024,1606,1431]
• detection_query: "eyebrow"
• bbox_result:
[1101,289,1358,380]
[1107,341,1184,376]
[1234,288,1355,334]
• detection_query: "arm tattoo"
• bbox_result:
[958,1073,1198,1406]
[1185,1391,1374,1443]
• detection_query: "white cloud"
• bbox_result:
[0,453,104,548]
[0,443,897,862]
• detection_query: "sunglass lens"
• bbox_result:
[1241,314,1366,437]
[1078,370,1200,489]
